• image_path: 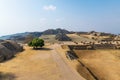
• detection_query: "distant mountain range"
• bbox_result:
[0,32,42,40]
[42,28,70,35]
[0,28,115,42]
[0,28,71,42]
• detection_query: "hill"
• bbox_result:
[42,28,70,35]
[0,40,23,62]
[0,29,117,43]
[0,28,70,41]
[55,33,71,41]
[0,32,42,43]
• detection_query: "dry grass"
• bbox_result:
[80,34,111,41]
[0,44,86,80]
[40,35,58,43]
[67,34,94,42]
[74,50,120,80]
[0,46,63,80]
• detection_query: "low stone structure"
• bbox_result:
[93,44,116,49]
[0,40,23,62]
[68,45,94,50]
[66,51,78,60]
[62,43,120,50]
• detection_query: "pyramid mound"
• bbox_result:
[55,33,71,41]
[0,40,23,62]
[43,28,70,35]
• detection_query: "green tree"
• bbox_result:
[28,38,44,49]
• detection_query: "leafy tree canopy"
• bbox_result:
[28,38,44,49]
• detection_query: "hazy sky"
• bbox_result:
[0,0,120,36]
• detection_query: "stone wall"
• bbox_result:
[62,44,118,50]
[93,44,116,49]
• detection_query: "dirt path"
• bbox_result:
[0,45,85,80]
[51,44,85,80]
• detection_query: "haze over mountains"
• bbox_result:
[0,28,115,42]
[0,28,69,40]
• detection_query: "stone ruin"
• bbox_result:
[55,33,71,41]
[66,51,79,60]
[114,35,120,41]
[93,44,116,49]
[0,40,23,62]
[68,45,94,50]
[64,42,120,50]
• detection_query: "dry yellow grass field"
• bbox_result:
[0,45,85,80]
[67,34,94,42]
[0,46,63,80]
[74,50,120,80]
[80,34,111,41]
[40,35,58,43]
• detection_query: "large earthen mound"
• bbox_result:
[55,33,71,41]
[0,40,23,62]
